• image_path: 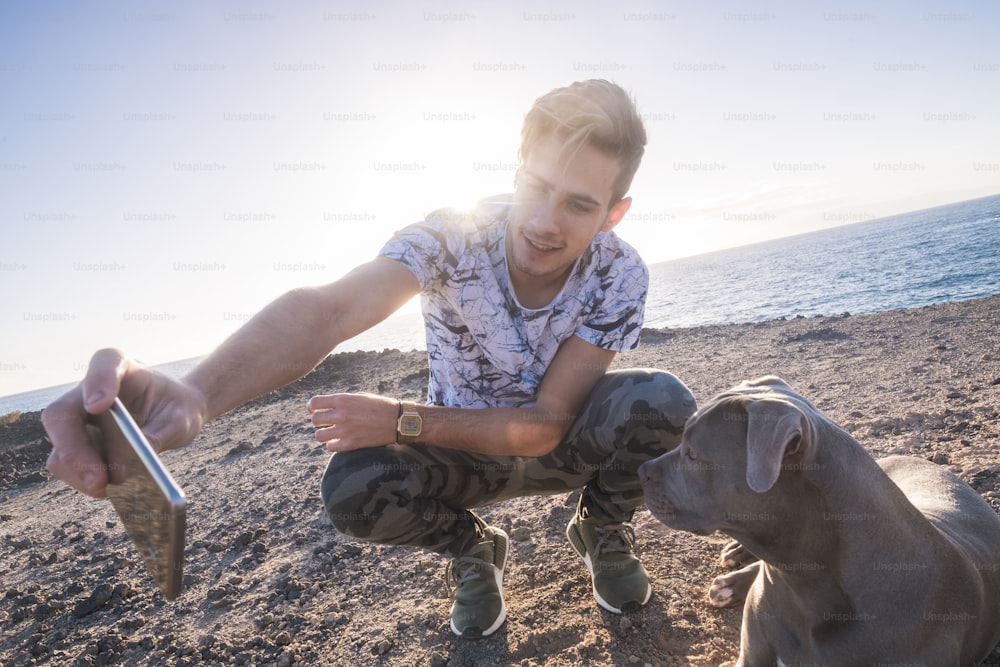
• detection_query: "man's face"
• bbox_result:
[508,134,632,293]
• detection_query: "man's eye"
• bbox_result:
[569,201,594,214]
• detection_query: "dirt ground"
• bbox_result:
[2,295,1000,666]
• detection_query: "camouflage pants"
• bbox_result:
[321,368,696,557]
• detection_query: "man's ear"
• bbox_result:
[745,399,812,493]
[602,196,632,232]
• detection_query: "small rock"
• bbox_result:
[233,531,255,548]
[73,583,113,617]
[273,631,292,646]
[226,441,254,456]
[325,612,349,626]
[206,586,228,601]
[510,526,531,542]
[375,639,392,655]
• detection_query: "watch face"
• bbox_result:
[400,414,421,435]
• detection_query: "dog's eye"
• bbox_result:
[684,447,697,461]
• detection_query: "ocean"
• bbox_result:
[643,193,1000,329]
[3,193,998,415]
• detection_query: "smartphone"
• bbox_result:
[95,398,186,600]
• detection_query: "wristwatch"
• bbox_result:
[396,400,422,444]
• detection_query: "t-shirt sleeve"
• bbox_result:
[377,217,459,292]
[575,248,648,351]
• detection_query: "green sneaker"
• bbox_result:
[567,507,651,614]
[447,526,509,638]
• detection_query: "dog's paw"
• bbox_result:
[707,562,759,608]
[719,540,759,569]
[708,575,741,608]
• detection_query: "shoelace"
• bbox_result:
[446,542,493,591]
[593,522,637,557]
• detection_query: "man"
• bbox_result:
[43,79,696,638]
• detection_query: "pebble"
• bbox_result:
[510,526,531,542]
[73,583,113,618]
[206,586,228,601]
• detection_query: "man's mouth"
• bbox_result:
[523,233,561,253]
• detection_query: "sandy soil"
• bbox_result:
[2,295,1000,666]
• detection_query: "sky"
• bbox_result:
[1,0,998,398]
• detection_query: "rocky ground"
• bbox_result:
[2,295,1000,666]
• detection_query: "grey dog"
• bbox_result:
[639,376,1000,666]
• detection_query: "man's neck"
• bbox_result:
[507,264,573,310]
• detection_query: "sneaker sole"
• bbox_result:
[450,527,509,638]
[566,521,652,614]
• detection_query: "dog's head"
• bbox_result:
[639,376,819,535]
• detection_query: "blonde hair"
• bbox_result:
[519,80,647,204]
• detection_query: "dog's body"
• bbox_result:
[639,376,1000,665]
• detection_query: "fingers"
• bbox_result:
[42,385,108,498]
[307,393,398,450]
[306,393,343,413]
[42,348,203,498]
[80,348,132,414]
[42,348,136,498]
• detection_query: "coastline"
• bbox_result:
[2,294,999,665]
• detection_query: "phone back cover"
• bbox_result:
[98,404,186,600]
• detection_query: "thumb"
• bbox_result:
[81,348,132,414]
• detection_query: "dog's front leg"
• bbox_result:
[709,560,760,608]
[735,617,779,667]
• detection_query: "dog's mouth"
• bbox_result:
[644,492,678,522]
[645,490,718,536]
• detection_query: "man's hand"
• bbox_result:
[42,348,208,499]
[308,392,399,452]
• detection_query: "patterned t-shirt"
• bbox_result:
[379,194,648,409]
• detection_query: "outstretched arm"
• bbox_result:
[43,257,419,497]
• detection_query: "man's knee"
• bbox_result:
[608,368,697,432]
[321,448,405,535]
[650,370,697,429]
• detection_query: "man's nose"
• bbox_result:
[526,196,560,233]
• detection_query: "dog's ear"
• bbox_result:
[745,398,809,493]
